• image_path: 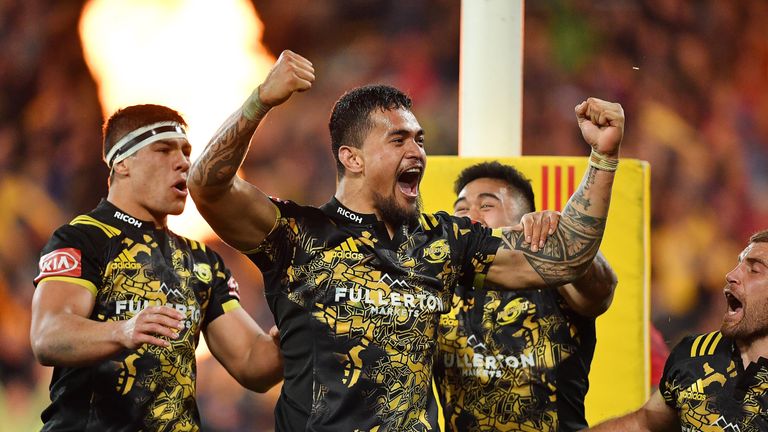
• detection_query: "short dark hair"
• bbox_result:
[454,161,536,212]
[329,85,412,178]
[749,229,768,244]
[103,104,187,163]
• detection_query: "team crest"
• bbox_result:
[193,263,213,283]
[497,297,530,325]
[423,239,449,263]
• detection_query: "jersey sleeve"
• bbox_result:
[201,249,243,328]
[244,198,303,294]
[659,335,696,408]
[33,224,101,296]
[444,213,502,289]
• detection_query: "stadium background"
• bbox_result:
[2,1,767,430]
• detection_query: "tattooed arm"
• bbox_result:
[188,51,315,251]
[558,250,617,317]
[486,98,624,290]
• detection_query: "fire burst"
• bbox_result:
[79,0,274,241]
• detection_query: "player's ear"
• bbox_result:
[339,146,363,174]
[112,159,130,177]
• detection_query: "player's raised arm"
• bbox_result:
[188,50,314,251]
[486,98,624,290]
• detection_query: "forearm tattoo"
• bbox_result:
[190,110,259,187]
[501,168,608,286]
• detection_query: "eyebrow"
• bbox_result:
[452,193,501,208]
[151,139,190,149]
[388,128,424,137]
[745,256,768,268]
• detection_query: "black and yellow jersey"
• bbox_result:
[34,199,242,431]
[660,331,768,432]
[247,197,501,431]
[435,284,595,431]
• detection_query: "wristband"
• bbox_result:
[242,88,271,121]
[589,149,619,172]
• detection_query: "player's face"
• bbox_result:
[361,108,425,225]
[127,138,191,218]
[454,178,527,229]
[721,241,768,340]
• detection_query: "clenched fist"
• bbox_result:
[258,50,315,108]
[575,98,624,158]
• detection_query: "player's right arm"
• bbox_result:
[31,280,184,367]
[583,391,679,431]
[188,50,315,251]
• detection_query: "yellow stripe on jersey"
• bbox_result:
[431,378,445,432]
[345,238,358,252]
[707,332,722,355]
[698,332,716,356]
[420,214,438,231]
[187,238,205,251]
[690,334,705,357]
[39,276,98,296]
[70,215,121,238]
[222,299,241,313]
[690,332,721,357]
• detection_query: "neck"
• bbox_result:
[736,335,768,368]
[335,177,377,217]
[335,178,398,238]
[107,186,167,229]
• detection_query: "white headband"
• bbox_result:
[105,121,187,168]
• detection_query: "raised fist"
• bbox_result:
[575,98,624,158]
[258,50,315,107]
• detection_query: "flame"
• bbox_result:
[79,0,274,242]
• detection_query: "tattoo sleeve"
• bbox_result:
[189,107,266,190]
[500,166,611,286]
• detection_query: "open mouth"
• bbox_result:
[397,167,422,198]
[173,180,188,194]
[725,290,743,315]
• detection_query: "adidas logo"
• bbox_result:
[679,379,707,401]
[331,237,364,260]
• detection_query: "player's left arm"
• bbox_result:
[559,250,617,317]
[203,307,283,393]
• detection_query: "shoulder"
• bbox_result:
[46,209,120,250]
[269,197,328,224]
[65,210,123,241]
[420,212,489,233]
[667,331,731,369]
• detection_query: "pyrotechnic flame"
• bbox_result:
[79,0,274,241]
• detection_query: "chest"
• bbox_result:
[95,233,211,332]
[673,359,768,431]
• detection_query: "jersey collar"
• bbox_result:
[96,199,156,231]
[321,197,379,225]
